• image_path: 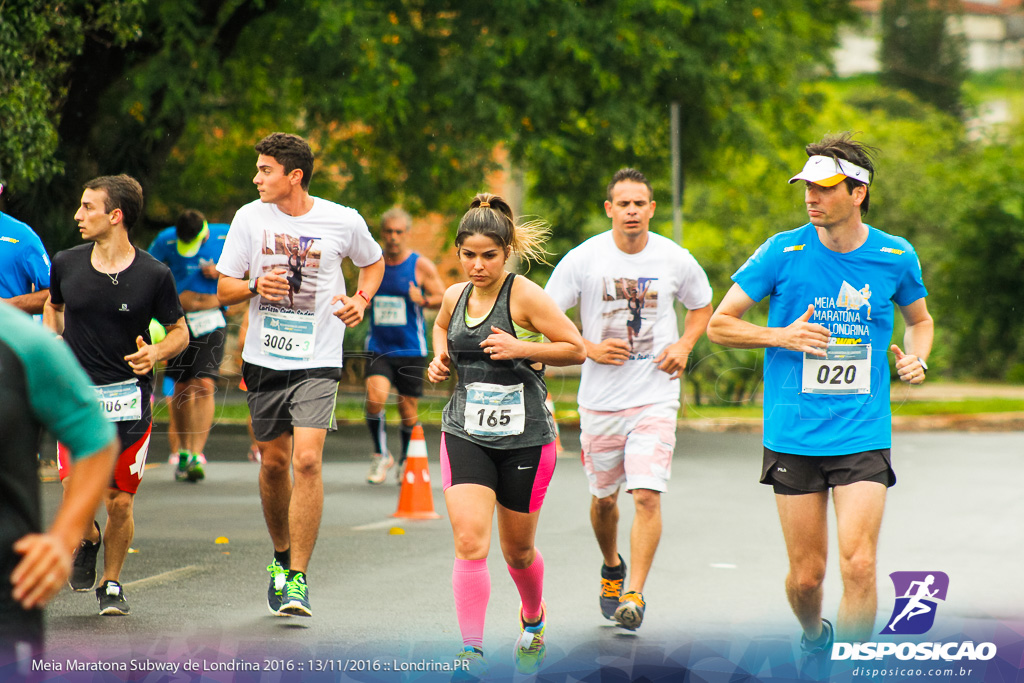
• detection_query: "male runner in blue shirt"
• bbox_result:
[708,132,934,676]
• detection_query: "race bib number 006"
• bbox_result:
[92,379,142,422]
[464,382,526,437]
[260,311,316,361]
[802,344,871,395]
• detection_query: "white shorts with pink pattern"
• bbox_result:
[579,399,679,497]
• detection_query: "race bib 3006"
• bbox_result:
[259,310,317,361]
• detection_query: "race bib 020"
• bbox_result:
[464,382,526,437]
[802,344,871,395]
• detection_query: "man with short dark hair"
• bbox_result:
[364,207,445,484]
[149,209,231,481]
[546,167,713,631]
[708,132,934,674]
[44,174,188,616]
[217,133,384,618]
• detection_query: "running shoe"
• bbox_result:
[600,554,627,620]
[266,559,287,615]
[613,591,646,631]
[366,452,394,485]
[69,521,101,591]
[185,453,205,482]
[451,646,487,683]
[279,571,312,617]
[96,580,130,615]
[514,601,547,674]
[174,450,191,481]
[798,618,834,681]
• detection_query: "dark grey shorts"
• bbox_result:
[242,363,342,442]
[760,447,895,495]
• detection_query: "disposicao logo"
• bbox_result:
[882,571,948,635]
[832,571,997,662]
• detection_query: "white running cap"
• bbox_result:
[789,155,871,187]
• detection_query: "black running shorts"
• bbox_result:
[165,328,226,382]
[365,353,427,398]
[760,447,895,495]
[441,432,556,514]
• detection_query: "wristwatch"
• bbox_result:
[249,276,259,295]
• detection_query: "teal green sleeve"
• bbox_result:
[15,319,116,460]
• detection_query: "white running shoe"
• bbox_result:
[366,452,394,485]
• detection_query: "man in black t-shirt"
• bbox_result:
[44,175,187,617]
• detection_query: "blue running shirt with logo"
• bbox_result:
[732,224,927,456]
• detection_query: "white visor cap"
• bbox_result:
[789,155,871,187]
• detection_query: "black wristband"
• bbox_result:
[249,277,259,295]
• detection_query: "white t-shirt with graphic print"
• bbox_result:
[218,197,382,371]
[545,231,712,411]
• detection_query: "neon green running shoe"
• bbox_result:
[451,646,487,682]
[174,450,191,482]
[185,453,205,482]
[266,559,287,615]
[279,571,311,617]
[514,601,546,674]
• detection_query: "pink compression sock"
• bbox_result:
[453,558,490,649]
[507,548,545,623]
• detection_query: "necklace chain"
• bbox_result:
[94,245,132,286]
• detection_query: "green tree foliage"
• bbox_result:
[880,0,968,117]
[931,127,1024,379]
[0,0,145,185]
[1,0,856,250]
[3,0,282,246]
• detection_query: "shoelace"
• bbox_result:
[519,624,544,653]
[284,577,307,600]
[621,592,644,607]
[600,577,624,598]
[267,562,287,590]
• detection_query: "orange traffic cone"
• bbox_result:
[392,425,440,520]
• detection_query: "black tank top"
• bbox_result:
[441,273,555,448]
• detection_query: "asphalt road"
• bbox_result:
[31,426,1024,682]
